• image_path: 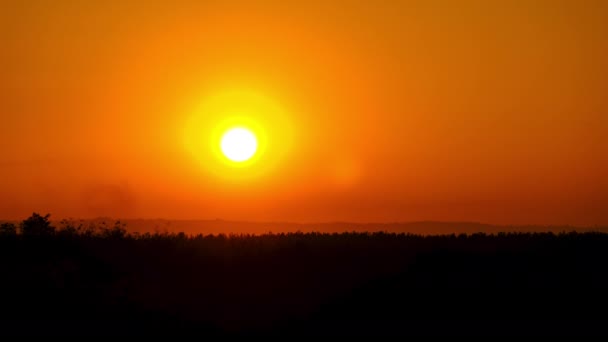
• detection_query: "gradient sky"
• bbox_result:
[1,0,607,225]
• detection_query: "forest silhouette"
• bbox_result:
[1,213,607,337]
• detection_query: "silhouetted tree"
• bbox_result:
[0,222,17,237]
[57,219,79,237]
[100,221,127,239]
[20,213,55,237]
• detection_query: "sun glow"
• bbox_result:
[220,127,258,162]
[183,89,294,180]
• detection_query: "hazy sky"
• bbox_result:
[1,0,607,225]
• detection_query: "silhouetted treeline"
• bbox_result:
[1,213,607,337]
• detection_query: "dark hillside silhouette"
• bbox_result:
[14,218,604,235]
[0,213,607,337]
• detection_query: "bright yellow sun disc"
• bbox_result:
[220,127,258,162]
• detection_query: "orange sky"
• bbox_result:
[1,1,607,225]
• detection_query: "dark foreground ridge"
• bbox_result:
[1,214,607,337]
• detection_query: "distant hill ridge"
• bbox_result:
[23,218,606,235]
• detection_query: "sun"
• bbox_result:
[184,89,294,179]
[220,127,258,162]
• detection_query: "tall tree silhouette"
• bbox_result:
[20,213,55,237]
